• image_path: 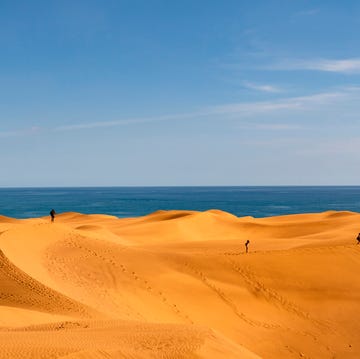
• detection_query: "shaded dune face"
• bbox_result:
[0,249,98,319]
[0,210,359,358]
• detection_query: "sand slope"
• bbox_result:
[0,210,359,358]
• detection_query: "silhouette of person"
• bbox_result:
[245,240,250,253]
[357,233,360,245]
[50,209,56,223]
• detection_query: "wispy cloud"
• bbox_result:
[269,58,360,74]
[2,88,359,137]
[53,112,203,132]
[56,91,345,132]
[242,81,282,93]
[208,91,346,115]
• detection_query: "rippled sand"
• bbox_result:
[0,209,359,358]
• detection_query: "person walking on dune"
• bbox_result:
[357,233,360,245]
[50,209,56,223]
[245,240,250,253]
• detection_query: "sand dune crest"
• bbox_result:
[0,210,359,358]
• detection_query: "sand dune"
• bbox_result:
[0,210,359,358]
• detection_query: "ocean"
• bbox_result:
[0,186,359,219]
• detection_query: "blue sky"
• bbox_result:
[1,0,360,186]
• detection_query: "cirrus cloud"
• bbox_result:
[268,58,360,74]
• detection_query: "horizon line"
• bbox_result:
[1,185,360,189]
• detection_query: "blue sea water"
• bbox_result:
[0,186,360,219]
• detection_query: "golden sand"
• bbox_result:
[0,210,359,358]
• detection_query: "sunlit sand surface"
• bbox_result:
[0,210,359,358]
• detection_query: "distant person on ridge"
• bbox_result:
[357,233,360,245]
[50,209,56,223]
[245,240,250,253]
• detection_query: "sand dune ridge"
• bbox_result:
[0,210,359,358]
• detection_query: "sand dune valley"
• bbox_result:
[0,209,359,358]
